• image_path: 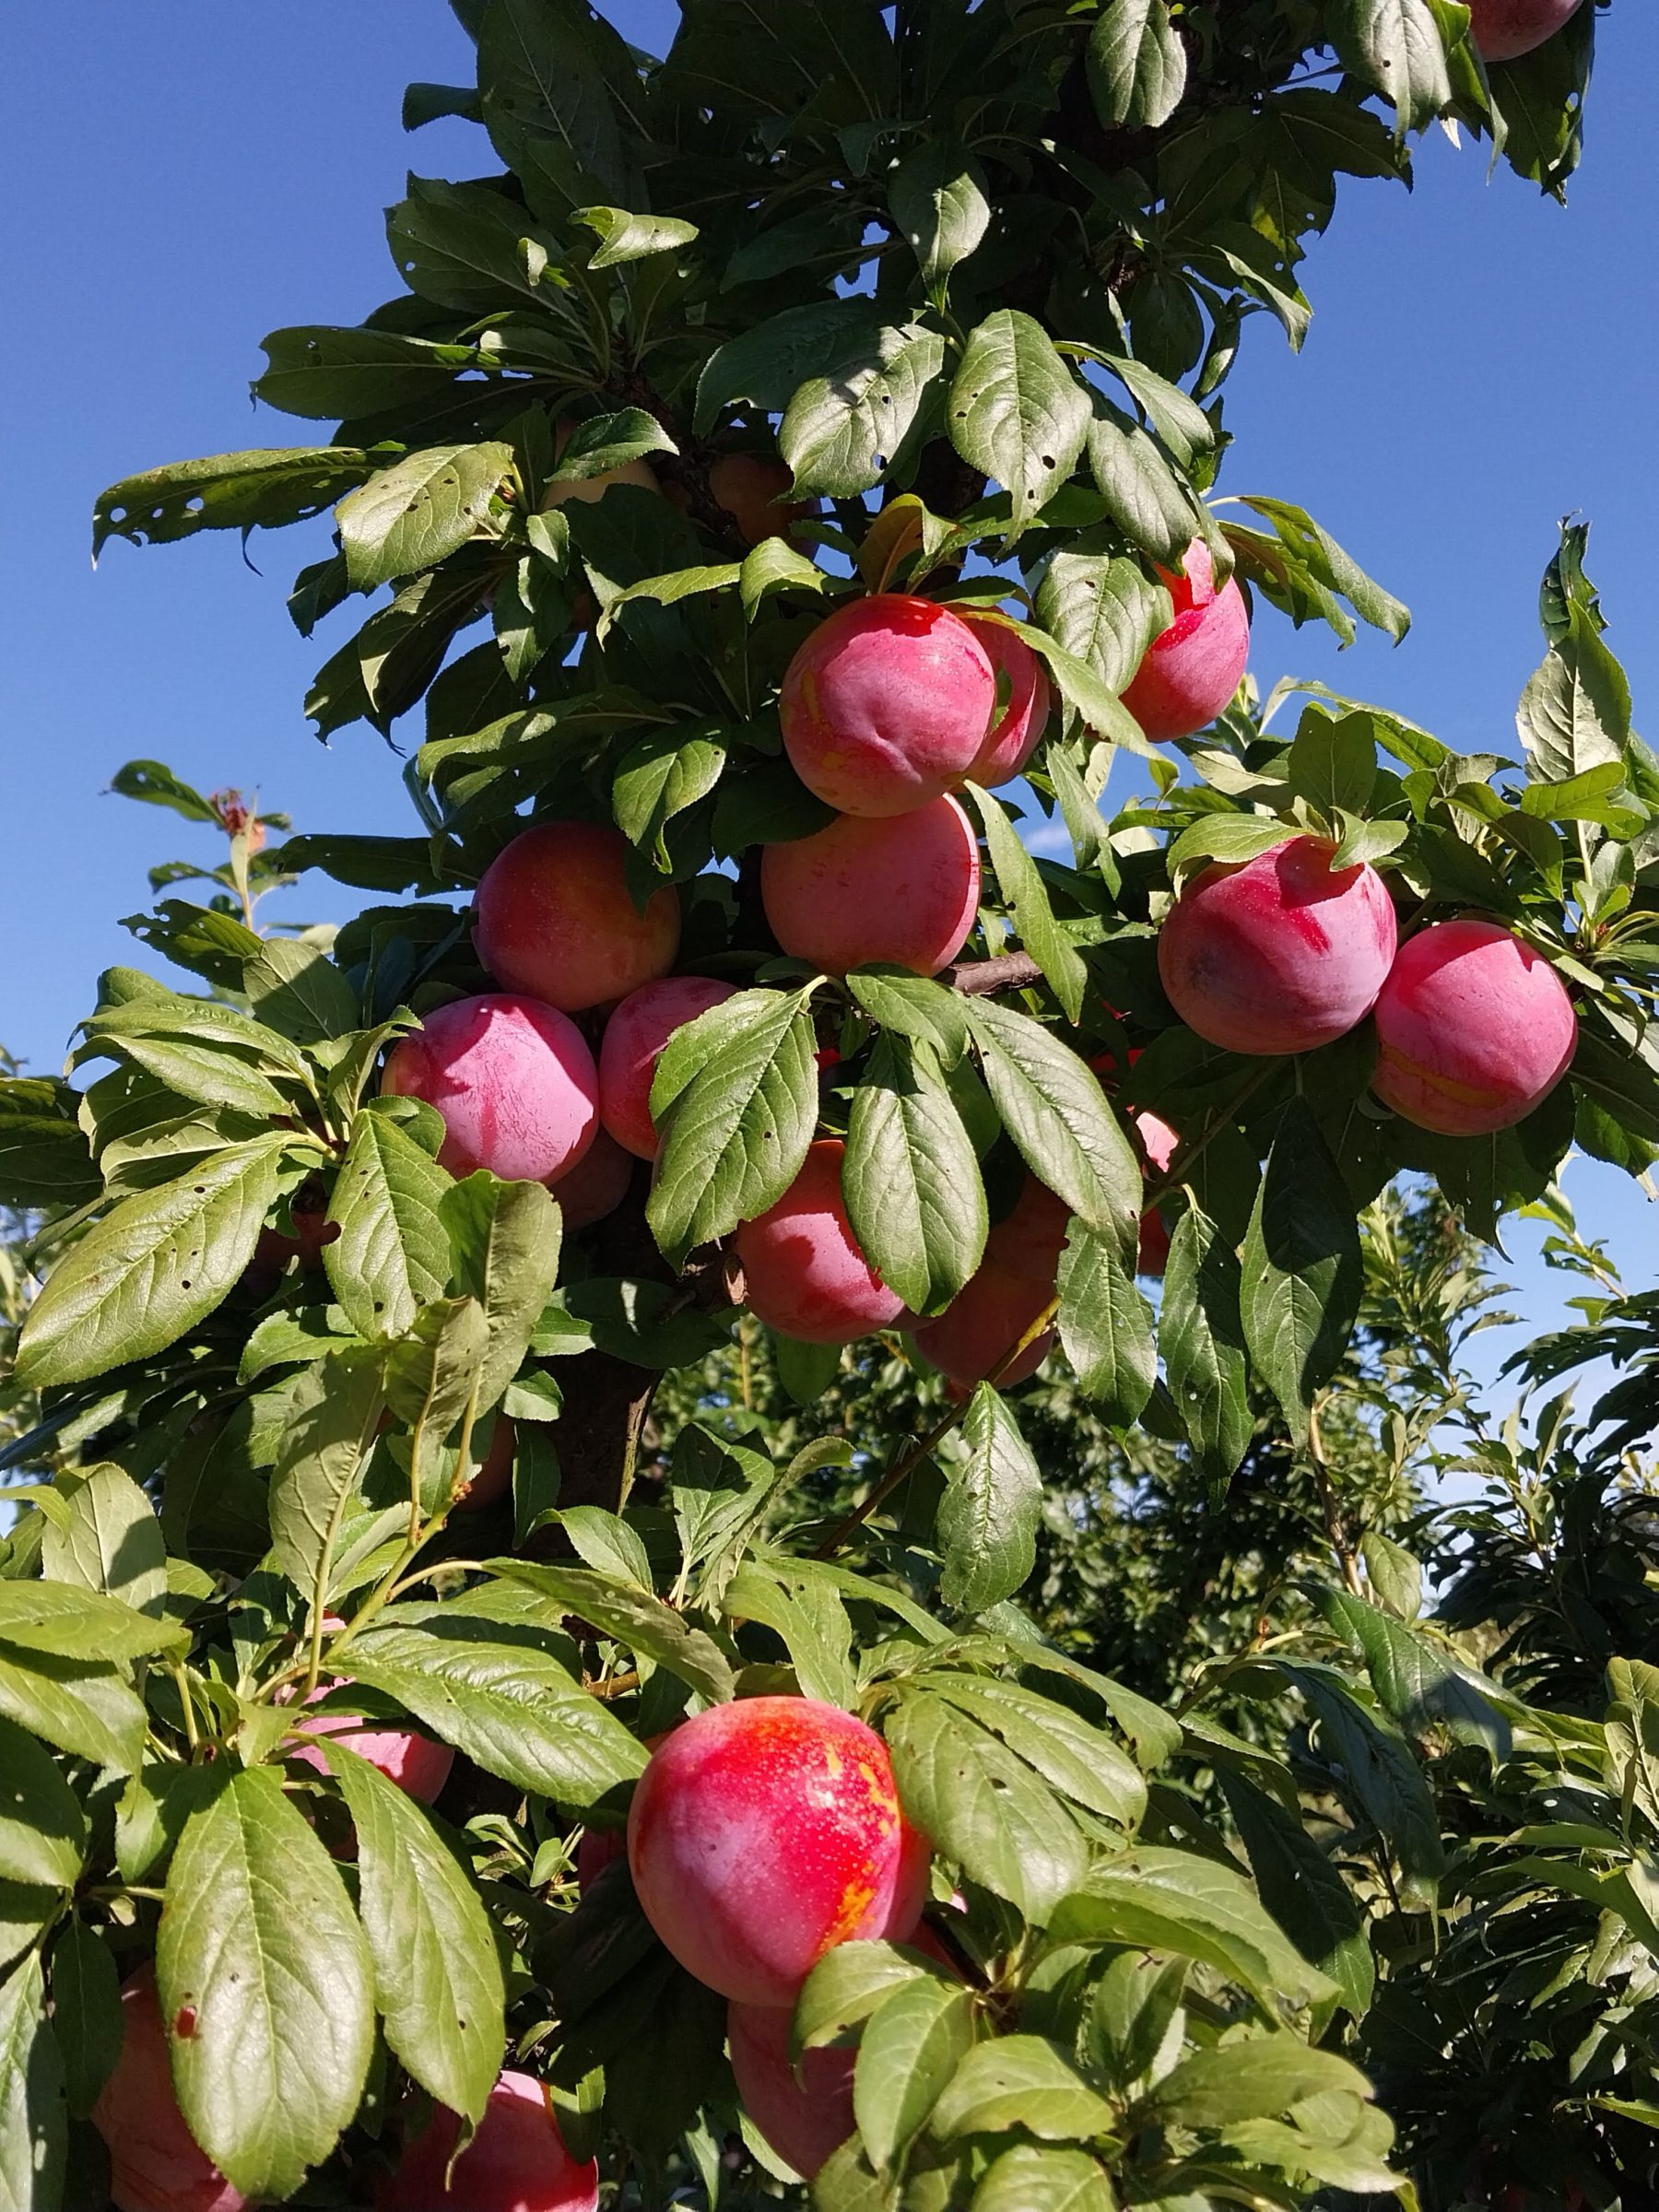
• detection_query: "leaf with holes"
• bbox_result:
[336,442,513,592]
[94,449,377,557]
[948,312,1090,535]
[781,323,947,500]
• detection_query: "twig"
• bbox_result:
[941,950,1045,996]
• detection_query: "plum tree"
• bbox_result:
[597,975,738,1158]
[1121,540,1252,742]
[759,797,981,975]
[1467,0,1585,59]
[375,2071,599,2212]
[779,596,996,815]
[1158,836,1398,1053]
[548,1125,634,1230]
[734,1140,908,1343]
[1371,919,1578,1134]
[381,993,598,1183]
[473,822,679,1012]
[93,1969,247,2212]
[963,618,1052,786]
[627,1696,926,2005]
[726,2000,856,2181]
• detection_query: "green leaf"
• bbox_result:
[1360,1530,1423,1622]
[612,726,728,866]
[794,1940,949,2055]
[336,442,513,592]
[268,1352,388,1608]
[969,783,1088,1022]
[781,324,947,500]
[1160,1205,1252,1495]
[967,999,1141,1245]
[347,1617,647,1805]
[931,2035,1114,2142]
[723,1559,856,1710]
[325,1102,453,1339]
[1047,1846,1337,2009]
[1056,1226,1156,1424]
[1215,1769,1373,2018]
[488,1560,735,1705]
[574,205,699,266]
[947,312,1090,535]
[41,1465,168,1618]
[885,1693,1086,1924]
[972,2146,1115,2212]
[0,1078,100,1209]
[554,409,679,481]
[384,1298,490,1512]
[49,1920,122,2119]
[887,143,991,292]
[649,988,819,1267]
[843,1035,986,1315]
[0,1954,64,2211]
[1328,0,1453,133]
[1518,599,1630,782]
[440,1173,563,1414]
[1237,495,1410,641]
[1277,1663,1445,1907]
[253,324,497,419]
[0,1649,146,1775]
[696,302,884,437]
[1241,1100,1363,1438]
[477,0,643,218]
[1153,2034,1372,2127]
[241,939,359,1045]
[0,1582,183,1664]
[845,971,972,1066]
[1287,710,1378,818]
[158,1768,373,2200]
[16,1135,289,1389]
[1317,1587,1511,1757]
[326,1742,505,2125]
[1087,0,1187,129]
[0,1716,86,1888]
[1035,550,1171,698]
[912,1675,1146,1828]
[1085,1950,1187,2094]
[1086,402,1201,567]
[939,1385,1042,1613]
[853,1979,975,2171]
[94,448,377,556]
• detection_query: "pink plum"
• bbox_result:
[598,975,739,1158]
[1371,919,1578,1136]
[780,595,996,816]
[666,453,816,547]
[727,2001,856,2181]
[376,2071,599,2212]
[627,1696,927,2006]
[1122,539,1251,743]
[290,1705,455,1805]
[382,994,598,1185]
[962,618,1053,787]
[1158,835,1397,1055]
[93,1969,247,2212]
[474,822,680,1013]
[734,1140,907,1346]
[1133,1109,1180,1278]
[760,797,981,977]
[1466,0,1584,61]
[549,1126,635,1230]
[911,1175,1070,1390]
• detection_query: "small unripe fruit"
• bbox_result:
[376,2071,599,2212]
[628,1695,926,2006]
[549,1126,635,1230]
[727,2000,856,2181]
[1466,0,1583,61]
[962,618,1052,787]
[735,1140,907,1345]
[475,822,680,1013]
[93,1968,247,2212]
[598,975,739,1158]
[1371,919,1577,1135]
[382,993,599,1184]
[1158,835,1397,1055]
[761,797,981,977]
[780,595,996,816]
[1123,540,1251,743]
[539,418,661,512]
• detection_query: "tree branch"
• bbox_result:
[942,950,1045,996]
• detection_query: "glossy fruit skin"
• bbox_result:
[549,1126,635,1230]
[290,1704,455,1804]
[734,1141,907,1346]
[454,1415,515,1515]
[1158,836,1397,1055]
[1371,919,1578,1135]
[963,618,1052,786]
[93,1969,247,2212]
[727,2001,857,2181]
[1466,0,1583,60]
[1132,1110,1180,1278]
[475,822,680,1013]
[911,1175,1071,1390]
[1122,540,1251,743]
[382,993,598,1183]
[628,1696,926,2006]
[598,976,739,1158]
[780,595,996,816]
[761,798,981,977]
[376,2071,600,2212]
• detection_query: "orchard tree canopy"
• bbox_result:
[4,1,1656,2207]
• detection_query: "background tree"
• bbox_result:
[0,3,1653,2208]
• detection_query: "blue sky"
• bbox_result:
[3,2,1653,1389]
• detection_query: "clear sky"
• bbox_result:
[4,3,1654,1387]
